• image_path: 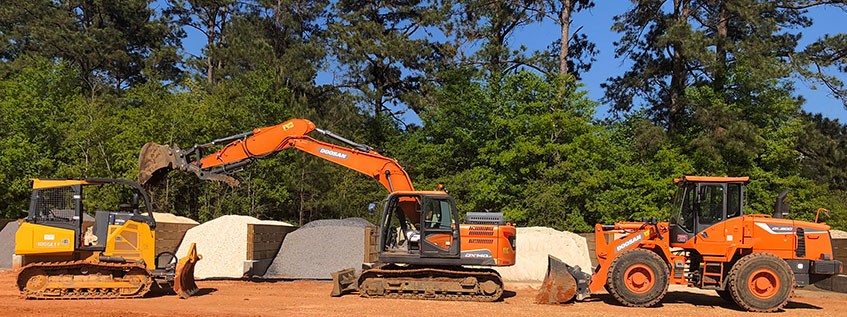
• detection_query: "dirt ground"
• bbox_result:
[2,270,847,317]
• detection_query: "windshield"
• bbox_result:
[669,183,695,232]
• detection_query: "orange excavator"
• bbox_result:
[138,118,516,301]
[539,176,843,312]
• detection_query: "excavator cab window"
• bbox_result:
[424,199,454,230]
[380,194,421,253]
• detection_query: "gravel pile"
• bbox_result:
[494,227,592,285]
[0,221,19,269]
[152,212,199,224]
[831,230,847,239]
[301,217,373,229]
[264,218,374,279]
[175,215,292,279]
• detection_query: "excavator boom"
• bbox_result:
[138,118,417,218]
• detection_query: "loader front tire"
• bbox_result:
[727,253,794,312]
[607,248,669,307]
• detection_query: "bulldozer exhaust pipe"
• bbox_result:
[138,142,239,187]
[536,255,591,304]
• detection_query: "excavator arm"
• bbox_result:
[138,118,419,218]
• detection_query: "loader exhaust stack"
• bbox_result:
[536,255,591,304]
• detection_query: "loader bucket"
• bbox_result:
[536,255,591,304]
[138,142,177,186]
[173,243,202,299]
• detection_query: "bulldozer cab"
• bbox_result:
[27,178,156,251]
[668,176,748,245]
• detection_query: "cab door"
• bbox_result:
[420,196,460,258]
[694,183,730,255]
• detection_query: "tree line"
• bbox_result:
[1,0,846,231]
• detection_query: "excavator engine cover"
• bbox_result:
[173,243,202,299]
[138,142,177,186]
[536,255,591,304]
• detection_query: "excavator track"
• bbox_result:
[357,265,504,302]
[16,261,153,300]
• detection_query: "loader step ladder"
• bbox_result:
[700,261,724,289]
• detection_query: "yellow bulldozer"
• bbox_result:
[13,178,201,299]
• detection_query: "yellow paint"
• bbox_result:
[15,223,75,255]
[104,221,156,270]
[31,179,103,189]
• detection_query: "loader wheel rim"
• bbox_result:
[747,268,779,299]
[624,264,655,294]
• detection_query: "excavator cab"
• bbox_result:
[379,192,460,260]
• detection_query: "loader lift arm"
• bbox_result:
[138,118,418,219]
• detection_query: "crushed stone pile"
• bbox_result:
[831,230,847,239]
[264,217,373,279]
[175,215,292,279]
[494,227,592,284]
[0,221,20,269]
[152,212,199,224]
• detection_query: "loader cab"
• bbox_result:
[25,178,156,251]
[669,176,748,245]
[378,191,461,264]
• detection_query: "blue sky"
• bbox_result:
[171,1,847,123]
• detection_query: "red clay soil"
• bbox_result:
[1,270,846,317]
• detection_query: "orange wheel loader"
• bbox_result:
[137,118,516,301]
[541,176,843,312]
[14,178,201,299]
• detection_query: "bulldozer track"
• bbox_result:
[357,266,504,302]
[17,260,153,300]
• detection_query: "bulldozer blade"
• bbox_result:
[173,243,202,299]
[138,142,178,186]
[330,268,358,297]
[536,255,591,304]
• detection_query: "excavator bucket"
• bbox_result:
[536,255,591,304]
[173,243,202,299]
[138,142,177,186]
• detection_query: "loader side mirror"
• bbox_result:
[368,203,377,214]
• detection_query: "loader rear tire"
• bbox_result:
[607,249,669,307]
[727,253,794,312]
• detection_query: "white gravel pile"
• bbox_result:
[152,212,199,224]
[494,227,592,284]
[175,215,292,279]
[264,218,373,279]
[0,221,19,269]
[831,230,847,239]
